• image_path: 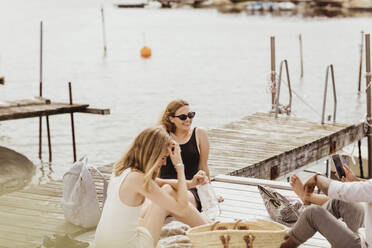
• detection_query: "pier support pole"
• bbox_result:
[38,21,52,162]
[358,31,364,93]
[39,21,43,160]
[299,34,304,79]
[270,36,276,110]
[101,7,107,56]
[365,34,372,179]
[69,82,77,162]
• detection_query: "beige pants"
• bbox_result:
[289,199,364,248]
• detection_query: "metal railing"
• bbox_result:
[321,64,337,124]
[275,60,292,118]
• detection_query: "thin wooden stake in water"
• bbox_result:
[46,115,52,162]
[358,140,364,178]
[69,82,77,162]
[39,21,43,160]
[270,36,276,110]
[365,33,372,179]
[299,34,304,78]
[358,31,364,93]
[101,7,107,56]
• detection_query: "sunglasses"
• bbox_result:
[173,112,196,121]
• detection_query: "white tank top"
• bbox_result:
[95,168,144,247]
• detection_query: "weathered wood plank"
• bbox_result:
[77,107,110,115]
[0,103,89,121]
[207,112,366,179]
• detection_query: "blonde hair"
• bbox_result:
[114,126,172,191]
[159,99,189,133]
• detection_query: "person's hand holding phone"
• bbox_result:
[342,164,358,182]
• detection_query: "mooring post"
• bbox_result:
[365,33,372,179]
[46,116,52,162]
[358,140,364,178]
[358,31,364,93]
[299,34,304,78]
[101,6,107,56]
[39,21,43,160]
[270,36,276,110]
[69,82,77,162]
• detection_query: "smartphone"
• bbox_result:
[332,154,346,179]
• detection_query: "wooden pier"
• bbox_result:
[0,112,365,247]
[207,112,365,179]
[0,166,330,247]
[0,98,109,121]
[0,165,111,248]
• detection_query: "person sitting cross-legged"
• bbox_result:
[281,165,371,248]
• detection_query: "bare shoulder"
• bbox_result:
[195,127,208,137]
[125,170,145,185]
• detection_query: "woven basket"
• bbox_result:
[186,219,287,248]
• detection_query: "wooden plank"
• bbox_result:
[231,125,364,178]
[205,112,366,178]
[77,107,110,115]
[0,98,50,109]
[0,103,89,121]
[214,175,292,189]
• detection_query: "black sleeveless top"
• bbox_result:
[160,128,200,180]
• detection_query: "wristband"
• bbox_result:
[175,163,184,168]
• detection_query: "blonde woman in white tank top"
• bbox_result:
[95,126,209,248]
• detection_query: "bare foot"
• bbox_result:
[290,175,310,205]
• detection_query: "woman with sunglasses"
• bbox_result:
[158,99,212,212]
[95,126,208,248]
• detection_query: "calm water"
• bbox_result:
[0,0,371,183]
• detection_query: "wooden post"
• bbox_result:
[101,7,107,56]
[358,140,364,178]
[270,36,276,110]
[365,33,372,179]
[69,82,77,162]
[39,21,43,160]
[358,31,364,93]
[299,34,304,78]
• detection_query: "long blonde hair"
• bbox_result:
[114,126,172,191]
[159,99,189,133]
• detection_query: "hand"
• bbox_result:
[191,170,209,187]
[303,174,317,195]
[342,164,357,182]
[168,142,183,167]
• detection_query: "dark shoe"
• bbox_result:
[280,235,299,248]
[55,234,89,248]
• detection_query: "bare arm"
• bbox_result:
[137,144,189,216]
[197,128,211,181]
[305,174,372,203]
[155,178,198,189]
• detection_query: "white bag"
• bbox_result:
[61,156,108,228]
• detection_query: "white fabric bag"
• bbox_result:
[61,156,108,228]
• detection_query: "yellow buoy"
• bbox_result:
[141,46,152,58]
